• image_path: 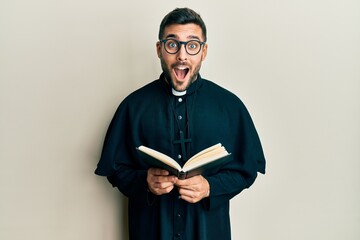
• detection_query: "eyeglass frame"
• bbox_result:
[159,39,206,56]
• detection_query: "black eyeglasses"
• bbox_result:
[160,39,206,56]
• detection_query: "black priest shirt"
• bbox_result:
[95,74,266,240]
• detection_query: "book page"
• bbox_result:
[187,143,222,162]
[183,144,229,171]
[137,146,181,170]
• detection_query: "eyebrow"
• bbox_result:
[164,34,201,41]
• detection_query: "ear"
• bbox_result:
[201,43,208,62]
[156,41,162,58]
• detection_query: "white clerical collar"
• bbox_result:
[172,88,187,96]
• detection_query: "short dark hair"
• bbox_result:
[158,8,207,42]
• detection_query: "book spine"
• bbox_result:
[178,171,187,180]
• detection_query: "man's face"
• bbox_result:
[157,23,208,92]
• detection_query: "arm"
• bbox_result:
[107,167,178,205]
[175,168,256,208]
[96,101,156,205]
[204,169,257,210]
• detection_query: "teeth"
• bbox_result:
[176,66,188,70]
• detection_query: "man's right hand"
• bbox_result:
[147,168,177,195]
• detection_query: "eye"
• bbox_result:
[188,42,199,49]
[167,41,178,49]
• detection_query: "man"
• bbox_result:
[95,7,266,240]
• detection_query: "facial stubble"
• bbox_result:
[160,57,201,91]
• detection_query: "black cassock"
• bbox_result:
[95,74,266,240]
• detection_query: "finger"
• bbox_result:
[153,180,176,190]
[162,185,175,194]
[175,175,202,186]
[180,196,199,203]
[176,184,196,191]
[148,168,170,176]
[174,179,186,186]
[178,188,200,198]
[178,191,201,203]
[152,175,177,184]
[150,183,175,195]
[177,182,209,201]
[178,188,192,197]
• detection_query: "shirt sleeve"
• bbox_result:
[95,100,156,205]
[203,97,265,210]
[204,169,257,210]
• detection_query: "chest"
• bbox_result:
[134,94,234,151]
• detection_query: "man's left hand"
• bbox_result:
[175,175,210,203]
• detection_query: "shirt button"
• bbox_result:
[178,154,182,159]
[178,98,183,102]
[178,115,182,120]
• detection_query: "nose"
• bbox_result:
[177,44,188,61]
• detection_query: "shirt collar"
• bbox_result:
[171,88,187,96]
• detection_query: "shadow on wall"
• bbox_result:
[96,176,129,239]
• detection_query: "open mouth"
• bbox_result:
[174,66,189,80]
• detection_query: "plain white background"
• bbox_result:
[1,0,359,239]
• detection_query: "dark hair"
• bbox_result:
[158,8,207,42]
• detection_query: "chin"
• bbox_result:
[171,78,192,92]
[174,86,187,92]
[171,83,188,92]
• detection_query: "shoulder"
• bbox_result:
[200,78,244,104]
[120,79,165,105]
[199,78,257,126]
[112,79,167,117]
[198,78,254,119]
[127,79,163,99]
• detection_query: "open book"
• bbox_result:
[136,143,231,179]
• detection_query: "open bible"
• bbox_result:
[136,143,232,179]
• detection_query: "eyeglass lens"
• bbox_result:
[164,39,202,55]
